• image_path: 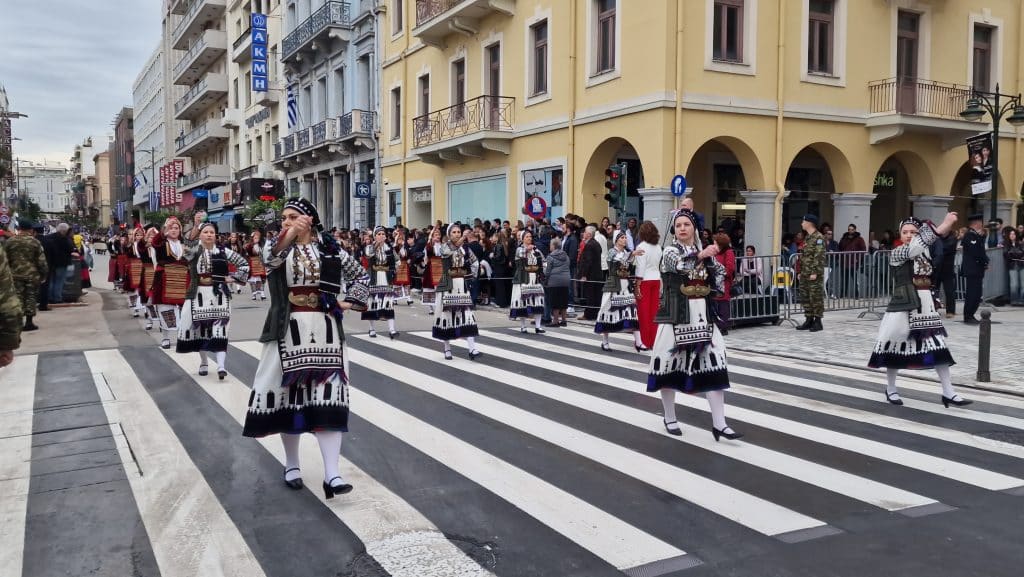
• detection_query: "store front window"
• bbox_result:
[522,167,564,222]
[449,176,508,224]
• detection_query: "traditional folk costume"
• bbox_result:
[595,233,643,351]
[421,243,443,314]
[149,219,194,349]
[245,238,268,301]
[431,225,481,360]
[110,237,126,290]
[243,198,369,498]
[393,239,414,305]
[176,223,250,379]
[867,218,971,408]
[362,229,399,338]
[509,244,546,333]
[648,209,742,441]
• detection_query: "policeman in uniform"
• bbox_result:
[0,240,23,367]
[960,213,989,324]
[797,214,826,332]
[5,219,48,331]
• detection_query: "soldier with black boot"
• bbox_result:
[797,214,826,332]
[5,219,48,331]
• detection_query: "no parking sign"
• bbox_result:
[524,195,547,220]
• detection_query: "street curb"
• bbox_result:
[730,346,1024,399]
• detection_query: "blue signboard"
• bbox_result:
[355,182,371,199]
[671,174,687,197]
[251,14,268,92]
[192,189,209,199]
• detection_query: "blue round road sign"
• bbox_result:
[671,174,687,197]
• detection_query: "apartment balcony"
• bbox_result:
[411,95,514,164]
[173,29,228,85]
[413,0,515,47]
[231,27,252,63]
[172,0,228,50]
[177,164,231,192]
[170,0,188,15]
[220,107,242,128]
[174,73,229,121]
[255,89,279,107]
[281,1,352,66]
[867,77,984,148]
[175,119,230,158]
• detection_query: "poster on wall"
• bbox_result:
[521,168,563,221]
[966,132,994,196]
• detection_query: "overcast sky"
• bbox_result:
[0,0,161,165]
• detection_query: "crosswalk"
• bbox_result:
[3,325,1024,577]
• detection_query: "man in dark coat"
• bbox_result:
[42,223,75,304]
[960,214,989,324]
[577,225,604,320]
[931,231,959,318]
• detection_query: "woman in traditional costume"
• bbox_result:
[509,230,547,334]
[392,229,414,305]
[867,212,972,408]
[363,226,399,339]
[140,225,160,330]
[245,229,268,301]
[648,209,742,441]
[432,223,482,360]
[242,198,369,499]
[421,228,443,315]
[176,221,249,379]
[595,230,644,351]
[148,215,199,349]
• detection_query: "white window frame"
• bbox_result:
[967,12,1003,92]
[390,0,404,40]
[516,157,567,216]
[585,0,621,88]
[704,0,758,76]
[800,0,847,87]
[888,1,931,81]
[480,33,504,96]
[525,9,553,107]
[389,82,402,144]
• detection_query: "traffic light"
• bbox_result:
[604,163,626,210]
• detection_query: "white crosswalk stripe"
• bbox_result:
[6,323,1024,576]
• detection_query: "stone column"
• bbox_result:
[831,193,877,237]
[909,195,953,224]
[977,199,1017,227]
[331,171,344,230]
[639,187,676,234]
[316,175,329,229]
[299,178,313,202]
[740,190,783,256]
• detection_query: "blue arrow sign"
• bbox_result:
[671,174,687,197]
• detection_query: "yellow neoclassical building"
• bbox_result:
[380,0,1024,253]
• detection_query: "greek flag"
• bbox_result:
[286,82,298,129]
[133,177,141,190]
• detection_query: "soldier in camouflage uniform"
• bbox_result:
[5,219,48,331]
[797,214,826,332]
[0,239,23,367]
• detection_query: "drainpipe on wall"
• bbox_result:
[1015,0,1023,224]
[673,0,685,187]
[568,0,577,215]
[372,0,384,228]
[400,1,410,225]
[772,0,788,250]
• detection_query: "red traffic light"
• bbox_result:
[605,168,620,179]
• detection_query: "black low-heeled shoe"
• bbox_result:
[535,327,546,334]
[885,391,904,406]
[218,369,227,381]
[323,476,353,499]
[712,427,744,442]
[389,331,399,340]
[600,343,612,352]
[942,395,973,408]
[635,344,649,353]
[468,350,482,361]
[198,365,208,376]
[444,350,453,360]
[283,468,303,490]
[663,419,682,436]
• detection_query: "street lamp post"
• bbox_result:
[960,84,1024,241]
[137,147,158,223]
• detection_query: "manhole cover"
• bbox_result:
[976,431,1024,446]
[343,531,498,577]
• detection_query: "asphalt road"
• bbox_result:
[2,256,1023,577]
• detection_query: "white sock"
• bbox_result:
[634,331,643,347]
[707,390,728,430]
[660,389,677,423]
[521,318,527,330]
[466,336,477,352]
[444,340,452,353]
[161,328,171,341]
[387,318,396,333]
[602,333,610,345]
[535,316,542,329]
[886,368,900,396]
[369,321,376,333]
[282,433,301,481]
[316,431,344,484]
[935,364,956,398]
[215,351,226,371]
[199,351,208,366]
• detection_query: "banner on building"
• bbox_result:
[967,132,994,196]
[251,13,268,92]
[159,160,185,207]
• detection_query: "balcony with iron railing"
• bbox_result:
[174,73,229,121]
[282,1,352,65]
[413,0,515,47]
[232,26,252,63]
[172,0,228,50]
[177,164,231,191]
[338,109,375,141]
[411,95,514,162]
[175,119,229,157]
[866,77,984,145]
[173,29,227,85]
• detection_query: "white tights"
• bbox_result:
[444,336,478,353]
[520,317,542,330]
[198,350,227,371]
[886,364,956,399]
[660,389,729,430]
[280,431,345,484]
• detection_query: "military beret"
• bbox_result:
[17,218,35,230]
[802,214,819,226]
[967,213,985,222]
